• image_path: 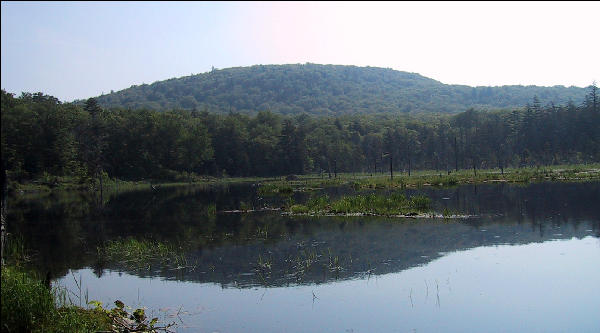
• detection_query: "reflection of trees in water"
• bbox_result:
[6,181,600,286]
[91,214,598,288]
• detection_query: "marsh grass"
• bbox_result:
[255,254,273,285]
[290,249,319,281]
[3,234,30,265]
[97,237,189,271]
[239,201,253,212]
[259,164,600,190]
[199,202,218,217]
[257,183,294,196]
[289,192,431,216]
[257,247,351,285]
[12,164,599,198]
[325,249,343,273]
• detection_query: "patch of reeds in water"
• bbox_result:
[96,237,189,271]
[257,183,294,196]
[289,192,431,216]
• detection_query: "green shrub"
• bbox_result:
[1,266,55,332]
[1,266,110,332]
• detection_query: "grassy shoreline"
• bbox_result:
[257,164,600,192]
[1,265,112,332]
[10,164,600,196]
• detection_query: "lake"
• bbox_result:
[8,181,600,332]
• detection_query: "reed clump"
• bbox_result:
[96,237,188,271]
[257,183,294,196]
[289,192,431,216]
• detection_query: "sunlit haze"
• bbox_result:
[2,1,599,102]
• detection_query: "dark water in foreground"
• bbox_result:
[8,181,600,332]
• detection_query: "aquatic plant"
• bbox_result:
[326,249,343,273]
[88,299,175,332]
[289,192,431,216]
[96,238,189,271]
[205,203,217,216]
[255,254,273,285]
[257,183,294,196]
[292,249,319,280]
[239,201,253,212]
[290,204,310,214]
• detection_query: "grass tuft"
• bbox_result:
[97,237,189,271]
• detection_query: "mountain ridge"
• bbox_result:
[92,63,588,115]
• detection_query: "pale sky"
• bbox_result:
[2,1,599,102]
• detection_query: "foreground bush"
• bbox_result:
[1,266,110,332]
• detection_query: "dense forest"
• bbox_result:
[2,84,598,183]
[91,64,587,115]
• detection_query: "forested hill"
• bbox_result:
[93,64,587,115]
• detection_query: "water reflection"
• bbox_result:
[58,236,600,333]
[7,181,600,287]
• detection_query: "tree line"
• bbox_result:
[2,84,598,183]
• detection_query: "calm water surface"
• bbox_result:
[8,181,600,332]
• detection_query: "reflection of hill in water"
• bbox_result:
[7,182,600,287]
[105,214,597,288]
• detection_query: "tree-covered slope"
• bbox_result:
[94,64,587,115]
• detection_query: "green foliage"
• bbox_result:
[257,183,294,196]
[2,82,599,184]
[1,266,55,332]
[1,91,83,181]
[1,266,111,332]
[291,192,431,216]
[290,204,310,214]
[88,300,173,332]
[97,237,188,271]
[93,64,587,115]
[3,234,30,265]
[239,201,253,212]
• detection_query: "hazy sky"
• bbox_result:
[2,1,599,102]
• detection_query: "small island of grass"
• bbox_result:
[287,192,432,217]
